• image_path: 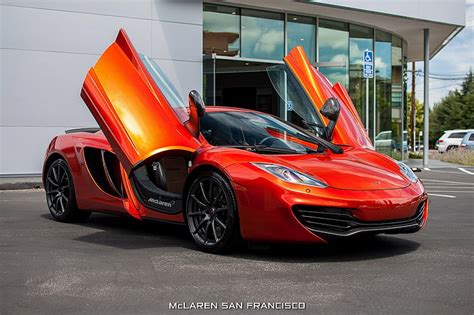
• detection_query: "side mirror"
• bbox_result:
[320,98,340,141]
[187,90,206,138]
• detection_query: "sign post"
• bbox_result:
[363,49,374,136]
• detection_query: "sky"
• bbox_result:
[410,0,473,108]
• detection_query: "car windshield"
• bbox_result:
[139,54,188,123]
[266,65,326,137]
[201,111,322,154]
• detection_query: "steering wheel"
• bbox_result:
[258,136,277,146]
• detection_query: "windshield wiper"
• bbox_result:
[298,121,343,154]
[312,136,343,154]
[226,145,302,154]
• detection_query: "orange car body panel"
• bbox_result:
[284,46,373,149]
[81,29,200,174]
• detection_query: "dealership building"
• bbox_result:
[0,0,466,175]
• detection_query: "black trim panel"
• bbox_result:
[293,202,426,237]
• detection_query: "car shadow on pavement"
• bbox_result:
[40,212,195,250]
[230,236,421,263]
[40,212,420,261]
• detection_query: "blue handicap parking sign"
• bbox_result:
[363,50,374,78]
[363,50,373,63]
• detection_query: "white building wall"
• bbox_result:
[0,0,203,175]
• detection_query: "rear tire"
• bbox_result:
[184,171,240,253]
[45,159,91,222]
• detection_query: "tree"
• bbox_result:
[407,92,424,150]
[429,70,474,147]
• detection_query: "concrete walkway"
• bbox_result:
[405,158,466,169]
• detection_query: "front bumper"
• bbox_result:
[226,163,428,243]
[292,202,426,237]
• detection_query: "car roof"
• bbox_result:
[443,129,474,133]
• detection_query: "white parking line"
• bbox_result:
[424,169,468,175]
[424,186,474,189]
[421,179,474,185]
[428,193,456,198]
[427,191,473,193]
[458,168,474,175]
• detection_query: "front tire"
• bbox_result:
[185,171,240,253]
[45,159,91,222]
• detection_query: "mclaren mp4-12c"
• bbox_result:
[43,29,428,252]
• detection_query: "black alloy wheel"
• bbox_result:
[185,171,240,253]
[45,159,90,222]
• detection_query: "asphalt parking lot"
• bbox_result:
[1,168,473,314]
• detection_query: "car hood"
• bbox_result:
[270,149,409,191]
[203,146,411,191]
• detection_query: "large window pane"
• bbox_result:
[241,9,284,60]
[203,5,240,57]
[287,15,316,62]
[374,30,392,156]
[349,24,374,137]
[391,35,405,158]
[318,19,349,87]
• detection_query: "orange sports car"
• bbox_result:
[43,30,428,253]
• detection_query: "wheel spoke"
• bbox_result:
[51,193,61,205]
[191,194,207,207]
[52,166,59,183]
[47,177,58,187]
[46,189,59,195]
[199,182,210,203]
[62,194,69,203]
[53,195,61,212]
[59,169,66,185]
[215,207,228,213]
[204,220,212,239]
[193,217,209,234]
[211,220,218,242]
[213,189,223,205]
[215,217,227,229]
[208,180,213,203]
[188,211,206,217]
[59,196,65,213]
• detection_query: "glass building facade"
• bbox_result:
[203,3,408,160]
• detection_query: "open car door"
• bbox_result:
[81,29,201,214]
[280,46,373,149]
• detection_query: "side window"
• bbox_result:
[469,134,474,141]
[139,54,189,124]
[449,132,466,139]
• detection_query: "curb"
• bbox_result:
[0,178,43,191]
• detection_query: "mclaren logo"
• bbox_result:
[148,198,174,208]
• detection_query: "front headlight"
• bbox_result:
[398,162,418,183]
[251,163,327,188]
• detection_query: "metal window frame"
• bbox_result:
[202,3,409,159]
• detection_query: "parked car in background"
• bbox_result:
[436,129,474,153]
[375,130,407,153]
[460,131,474,150]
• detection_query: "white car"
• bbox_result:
[436,129,474,153]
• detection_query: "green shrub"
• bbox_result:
[408,152,423,159]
